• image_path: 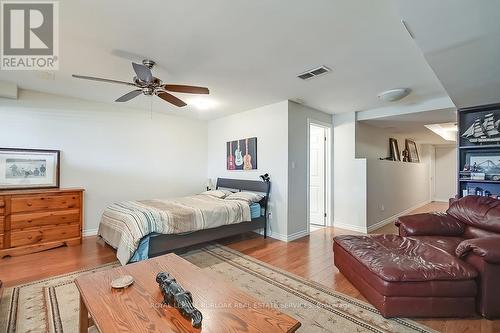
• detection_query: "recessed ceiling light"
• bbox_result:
[424,122,457,141]
[188,97,218,110]
[377,88,411,102]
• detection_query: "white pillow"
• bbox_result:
[200,190,230,199]
[225,191,265,204]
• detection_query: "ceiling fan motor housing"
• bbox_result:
[142,59,156,69]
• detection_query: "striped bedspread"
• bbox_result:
[98,194,251,265]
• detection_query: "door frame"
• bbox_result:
[306,119,332,234]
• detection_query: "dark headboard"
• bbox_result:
[216,178,270,194]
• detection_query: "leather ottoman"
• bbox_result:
[333,234,478,318]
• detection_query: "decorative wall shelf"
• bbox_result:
[458,103,500,199]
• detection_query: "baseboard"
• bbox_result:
[83,228,98,237]
[332,222,367,234]
[255,228,309,242]
[286,229,309,241]
[367,200,431,232]
[432,198,449,203]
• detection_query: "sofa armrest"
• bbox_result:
[394,213,465,237]
[456,237,500,264]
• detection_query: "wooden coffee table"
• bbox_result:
[75,253,301,333]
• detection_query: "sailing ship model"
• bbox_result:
[462,113,500,143]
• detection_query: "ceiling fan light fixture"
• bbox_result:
[377,88,411,102]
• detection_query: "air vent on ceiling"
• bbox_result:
[297,65,331,80]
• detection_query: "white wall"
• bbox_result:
[356,122,420,160]
[366,160,430,229]
[355,121,432,230]
[287,101,332,237]
[434,145,457,201]
[0,90,208,234]
[207,101,289,239]
[333,112,367,232]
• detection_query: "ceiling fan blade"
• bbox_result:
[162,84,209,94]
[72,74,135,86]
[156,91,187,107]
[132,62,153,83]
[115,90,143,102]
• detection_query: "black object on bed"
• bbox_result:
[148,178,271,258]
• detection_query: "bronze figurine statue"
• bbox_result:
[156,272,203,328]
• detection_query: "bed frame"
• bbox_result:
[148,178,271,258]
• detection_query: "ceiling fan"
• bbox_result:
[72,59,209,107]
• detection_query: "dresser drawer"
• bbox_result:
[0,197,5,215]
[10,223,80,248]
[11,193,80,213]
[10,209,80,230]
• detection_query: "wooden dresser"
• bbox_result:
[0,188,84,258]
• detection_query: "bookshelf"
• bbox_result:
[458,103,500,198]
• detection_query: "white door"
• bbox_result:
[309,124,326,226]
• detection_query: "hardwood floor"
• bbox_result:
[1,201,499,332]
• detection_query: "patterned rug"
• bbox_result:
[0,244,437,333]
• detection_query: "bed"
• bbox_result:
[98,178,270,265]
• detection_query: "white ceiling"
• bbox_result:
[0,0,449,119]
[397,0,500,109]
[360,108,457,145]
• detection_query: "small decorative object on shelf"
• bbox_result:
[156,272,203,328]
[402,148,410,162]
[471,172,486,180]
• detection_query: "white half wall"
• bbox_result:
[207,101,289,239]
[366,159,431,229]
[434,145,457,201]
[0,90,208,234]
[356,122,433,229]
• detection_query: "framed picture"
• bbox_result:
[465,151,500,180]
[0,148,60,190]
[227,137,257,170]
[405,139,420,163]
[389,138,400,161]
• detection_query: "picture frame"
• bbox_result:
[405,139,420,163]
[0,148,60,190]
[389,138,400,161]
[227,137,257,170]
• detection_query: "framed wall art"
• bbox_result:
[405,139,419,163]
[0,148,60,190]
[227,137,257,170]
[389,138,400,161]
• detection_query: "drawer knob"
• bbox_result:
[27,202,33,207]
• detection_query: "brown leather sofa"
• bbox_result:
[333,196,500,319]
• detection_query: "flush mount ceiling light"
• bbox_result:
[377,88,411,102]
[424,122,458,141]
[188,97,218,110]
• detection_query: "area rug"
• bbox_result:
[0,244,437,333]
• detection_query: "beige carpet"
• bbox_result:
[0,244,437,333]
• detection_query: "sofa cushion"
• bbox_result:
[408,236,464,256]
[447,195,500,234]
[334,234,478,282]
